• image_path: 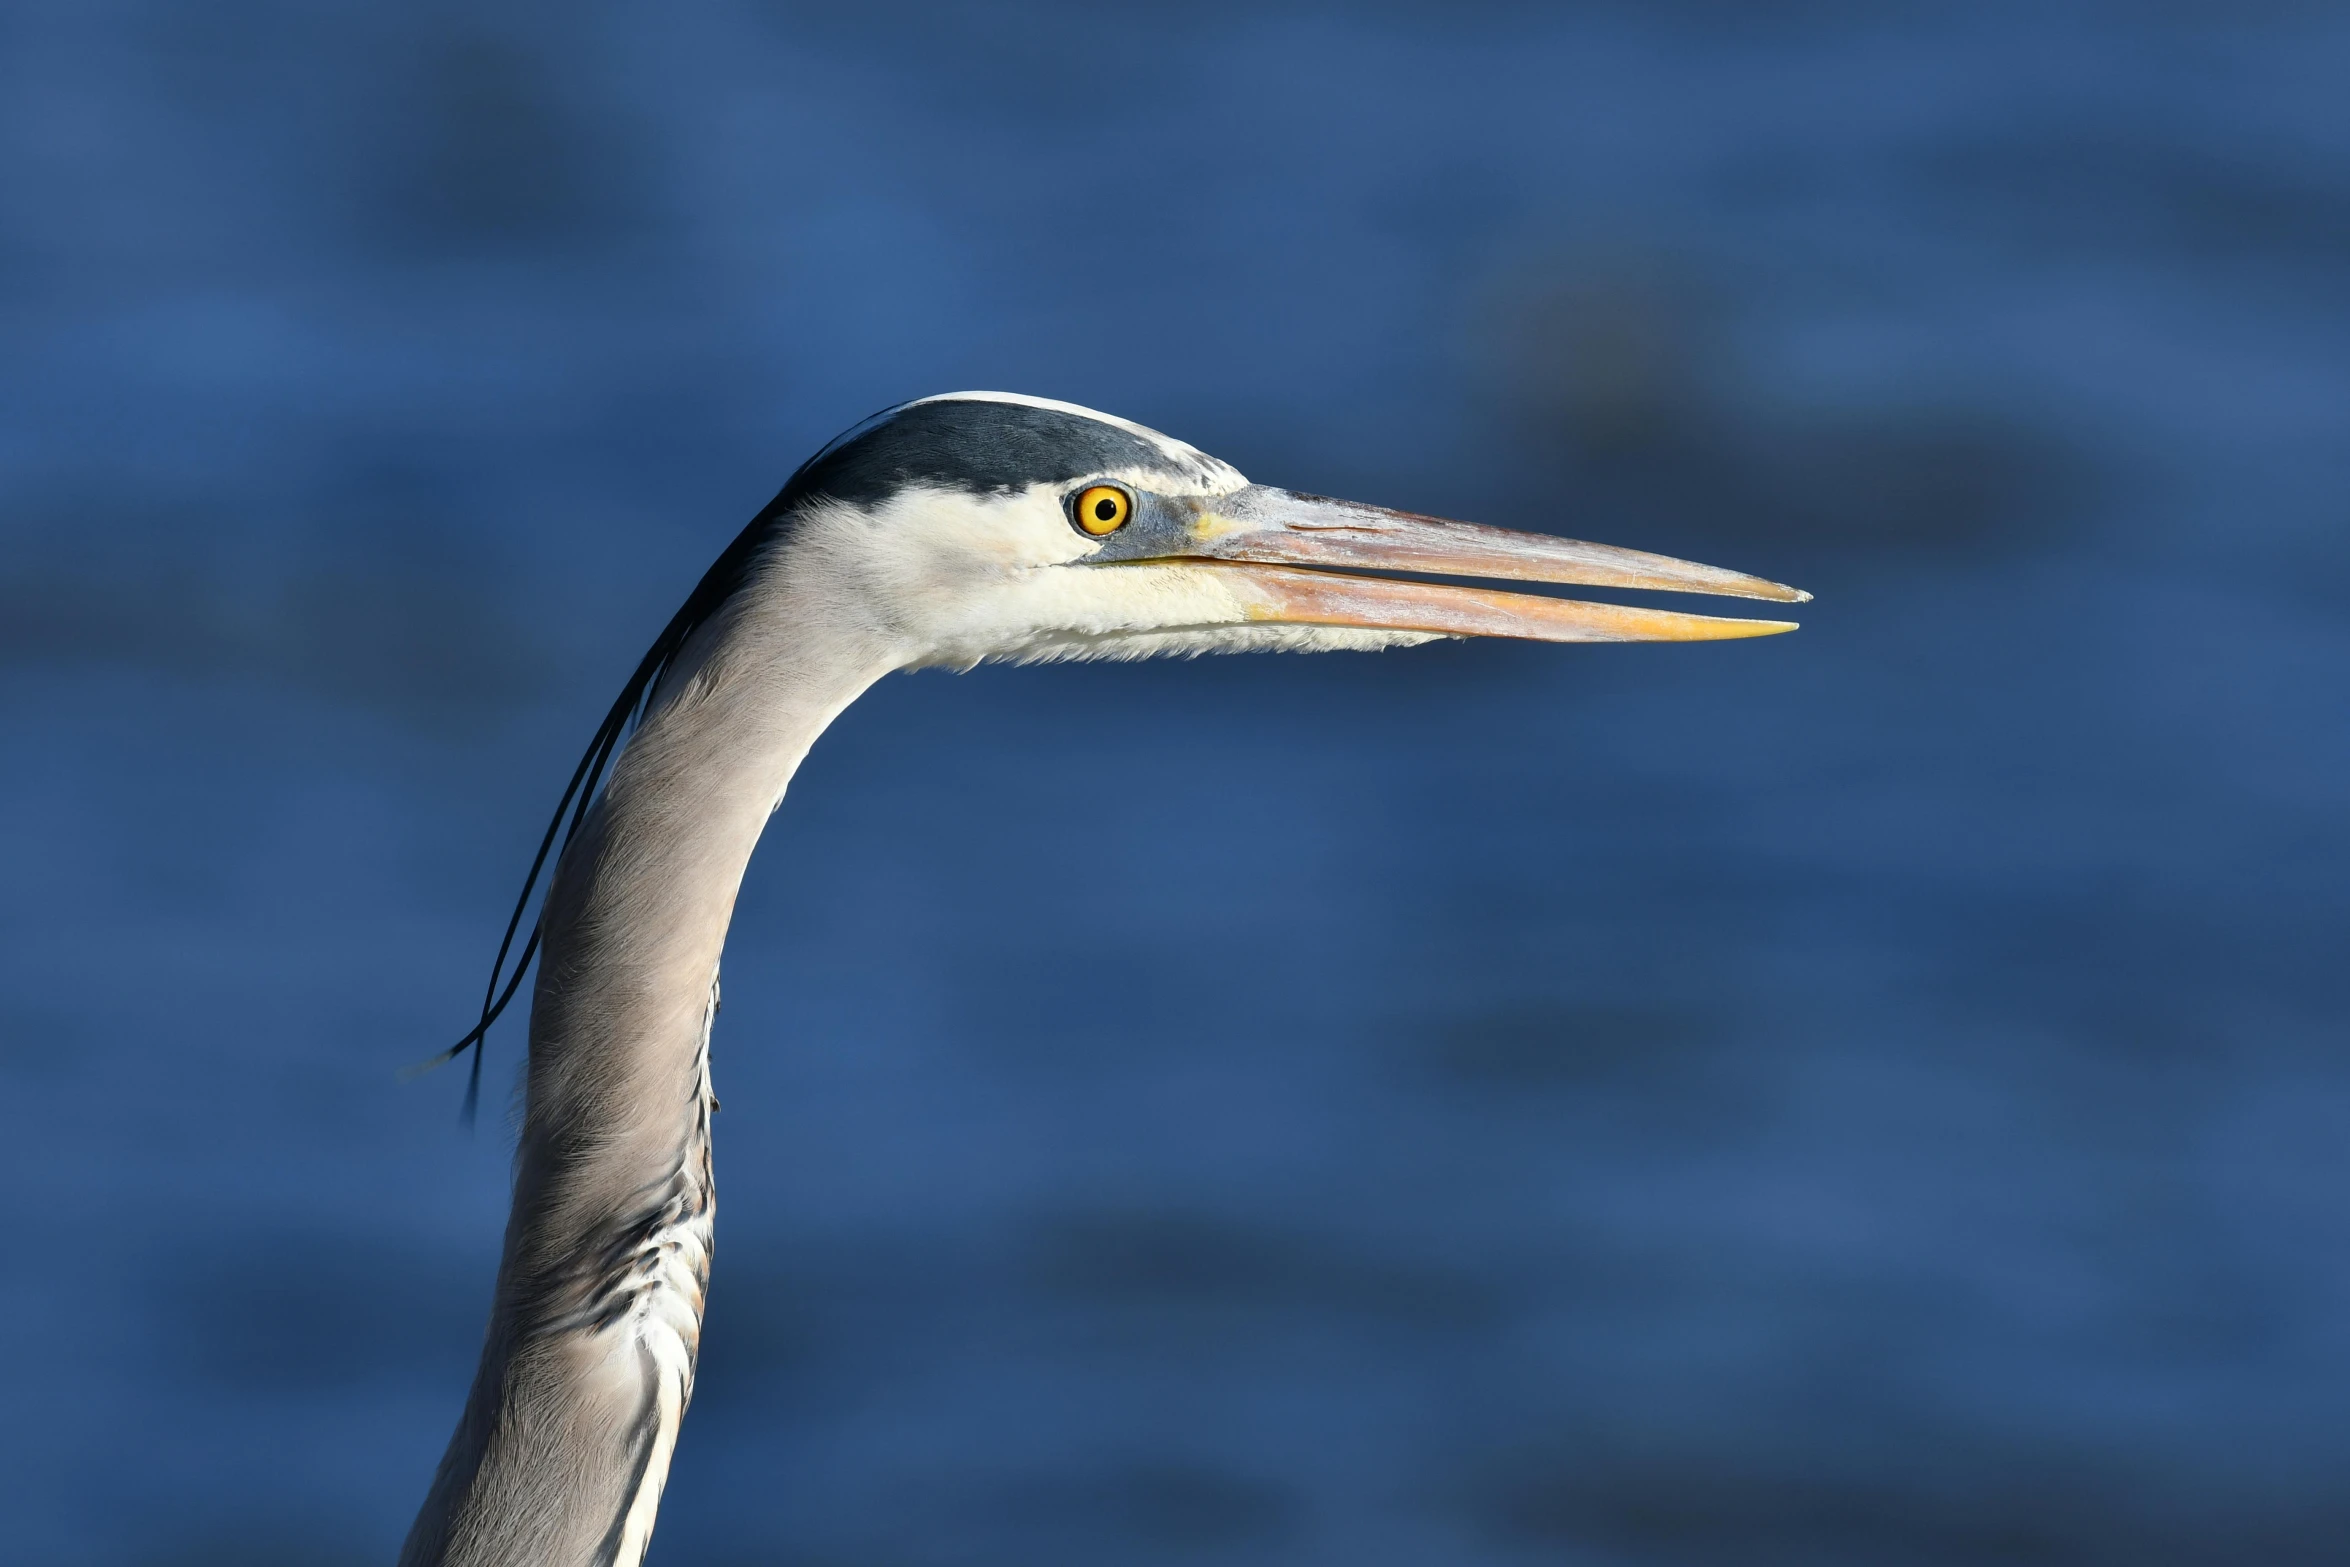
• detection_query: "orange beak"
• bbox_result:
[1161,486,1805,643]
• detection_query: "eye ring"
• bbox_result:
[1070,484,1132,537]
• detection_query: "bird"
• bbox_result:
[398,391,1806,1567]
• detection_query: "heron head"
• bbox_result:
[421,392,1809,1094]
[757,391,1805,670]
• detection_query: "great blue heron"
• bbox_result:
[399,392,1805,1567]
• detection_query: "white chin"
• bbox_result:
[918,624,1449,671]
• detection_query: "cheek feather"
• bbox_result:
[911,563,1261,670]
[794,481,1412,672]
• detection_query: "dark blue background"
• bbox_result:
[5,4,2347,1563]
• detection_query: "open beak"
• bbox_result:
[1172,486,1806,643]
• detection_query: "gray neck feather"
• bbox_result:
[401,554,897,1567]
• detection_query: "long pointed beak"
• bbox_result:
[1171,486,1805,643]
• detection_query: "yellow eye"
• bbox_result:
[1072,485,1131,536]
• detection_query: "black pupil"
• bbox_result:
[1093,497,1118,522]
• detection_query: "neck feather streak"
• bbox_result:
[401,574,893,1567]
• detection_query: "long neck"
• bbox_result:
[402,577,894,1567]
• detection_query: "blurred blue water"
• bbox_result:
[4,3,2348,1563]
